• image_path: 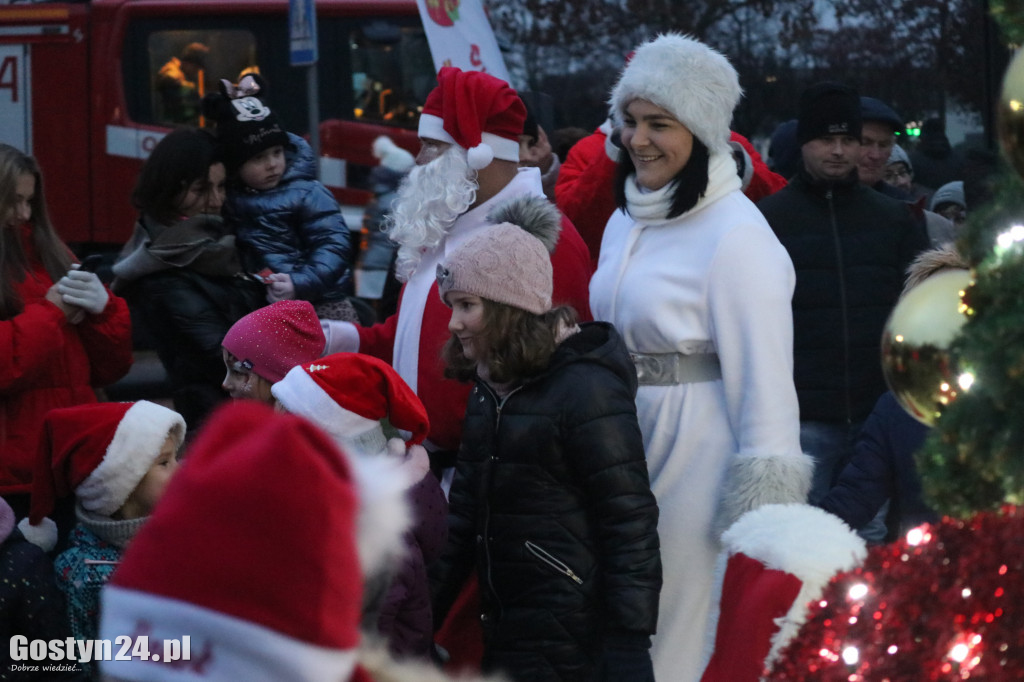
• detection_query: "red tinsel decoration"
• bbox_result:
[767,506,1024,681]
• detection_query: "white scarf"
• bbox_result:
[624,152,742,225]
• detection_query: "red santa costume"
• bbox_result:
[324,68,592,458]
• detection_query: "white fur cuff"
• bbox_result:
[713,451,814,538]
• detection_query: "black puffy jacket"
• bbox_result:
[431,322,661,682]
[120,268,264,431]
[224,133,354,302]
[757,171,929,423]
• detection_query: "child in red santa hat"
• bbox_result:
[220,299,325,402]
[99,401,502,682]
[271,352,448,661]
[18,400,185,666]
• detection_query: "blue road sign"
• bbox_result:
[289,0,318,66]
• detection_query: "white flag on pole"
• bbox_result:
[415,0,511,83]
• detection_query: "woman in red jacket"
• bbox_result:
[0,143,133,519]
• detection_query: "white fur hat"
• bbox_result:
[609,33,741,156]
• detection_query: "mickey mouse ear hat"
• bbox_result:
[203,73,290,171]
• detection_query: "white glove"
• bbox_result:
[266,273,296,302]
[58,268,109,315]
[320,319,360,355]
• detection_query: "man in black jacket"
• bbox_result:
[757,82,930,511]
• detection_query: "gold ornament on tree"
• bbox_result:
[998,48,1024,180]
[880,269,973,426]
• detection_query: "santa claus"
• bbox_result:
[323,67,592,478]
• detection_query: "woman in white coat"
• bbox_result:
[588,34,813,682]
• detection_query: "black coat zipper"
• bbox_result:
[477,381,525,619]
[524,540,584,585]
[826,188,853,426]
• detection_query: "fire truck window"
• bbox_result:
[349,22,433,129]
[148,30,258,127]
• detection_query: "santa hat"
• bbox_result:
[100,402,407,682]
[271,352,429,452]
[18,401,185,551]
[610,33,741,156]
[222,300,326,383]
[417,66,526,170]
[700,504,866,681]
[371,135,415,173]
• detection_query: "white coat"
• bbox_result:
[589,153,811,682]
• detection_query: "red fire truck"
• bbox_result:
[0,0,429,251]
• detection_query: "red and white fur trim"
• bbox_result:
[418,113,520,169]
[76,401,185,517]
[714,503,867,672]
[272,366,380,444]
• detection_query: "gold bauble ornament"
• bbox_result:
[998,48,1024,180]
[880,269,973,426]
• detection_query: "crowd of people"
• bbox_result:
[0,29,987,682]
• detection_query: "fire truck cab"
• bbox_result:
[0,0,429,250]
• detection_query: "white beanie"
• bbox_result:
[610,33,741,156]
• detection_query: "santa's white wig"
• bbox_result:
[387,145,477,281]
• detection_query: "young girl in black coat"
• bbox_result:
[429,199,661,682]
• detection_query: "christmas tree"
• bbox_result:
[766,6,1024,679]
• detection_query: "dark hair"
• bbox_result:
[614,136,711,219]
[0,144,73,319]
[442,301,578,385]
[132,127,222,225]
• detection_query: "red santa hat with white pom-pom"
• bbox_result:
[271,352,429,454]
[100,402,413,682]
[417,66,526,170]
[18,401,185,552]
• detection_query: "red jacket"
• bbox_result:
[1,229,133,495]
[357,215,592,453]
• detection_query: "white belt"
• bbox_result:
[629,352,722,385]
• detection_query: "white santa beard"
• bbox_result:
[389,147,477,281]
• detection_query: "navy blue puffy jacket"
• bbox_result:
[225,133,353,302]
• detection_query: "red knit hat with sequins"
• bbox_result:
[222,300,326,383]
